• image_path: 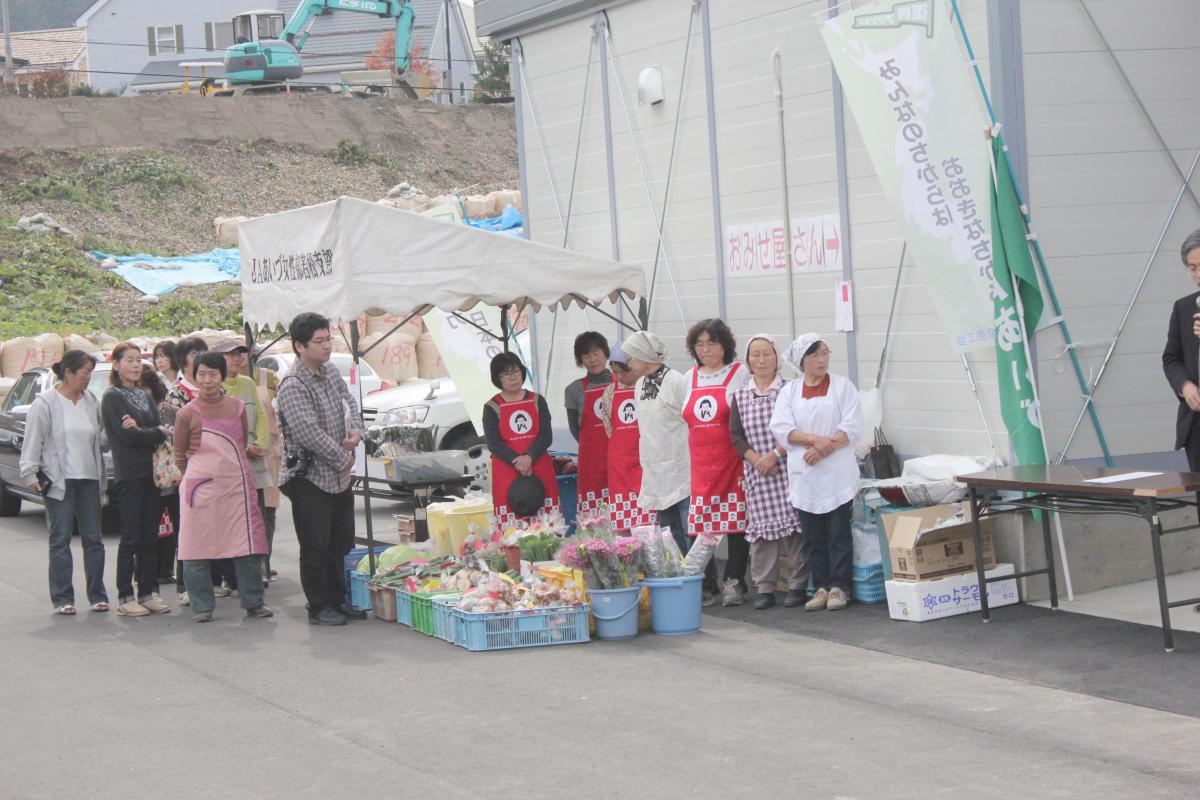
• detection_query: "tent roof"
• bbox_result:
[239,196,645,330]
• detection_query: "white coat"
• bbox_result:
[633,368,691,511]
[769,372,863,514]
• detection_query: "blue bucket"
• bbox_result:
[641,575,704,635]
[588,586,641,640]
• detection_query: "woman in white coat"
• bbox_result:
[770,333,862,611]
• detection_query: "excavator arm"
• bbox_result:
[282,0,415,76]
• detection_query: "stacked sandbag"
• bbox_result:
[360,331,418,384]
[489,189,522,213]
[94,333,119,351]
[362,312,424,339]
[464,195,495,219]
[213,216,248,248]
[416,332,449,379]
[64,334,101,355]
[2,335,62,377]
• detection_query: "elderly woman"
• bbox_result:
[681,318,750,607]
[482,352,560,529]
[174,352,271,622]
[770,333,862,611]
[729,334,808,610]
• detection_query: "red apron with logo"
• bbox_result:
[575,376,610,518]
[491,392,561,531]
[607,382,656,531]
[683,363,746,536]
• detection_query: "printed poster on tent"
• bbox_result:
[820,0,996,352]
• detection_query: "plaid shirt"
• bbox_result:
[276,359,364,494]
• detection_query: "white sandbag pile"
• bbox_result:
[65,334,101,355]
[15,212,75,238]
[463,189,522,219]
[361,312,424,340]
[416,332,448,379]
[213,216,249,248]
[360,331,418,384]
[1,334,63,377]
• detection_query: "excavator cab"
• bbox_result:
[224,10,302,85]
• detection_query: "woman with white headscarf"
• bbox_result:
[729,334,808,610]
[770,333,862,611]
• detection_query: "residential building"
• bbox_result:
[5,27,88,91]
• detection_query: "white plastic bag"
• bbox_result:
[856,387,883,457]
[851,519,882,565]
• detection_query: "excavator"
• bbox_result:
[205,0,415,95]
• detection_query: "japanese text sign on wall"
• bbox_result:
[724,214,842,278]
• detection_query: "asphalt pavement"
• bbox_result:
[2,496,1199,799]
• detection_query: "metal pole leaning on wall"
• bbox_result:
[949,0,1114,465]
[700,0,727,321]
[511,39,541,393]
[772,48,797,341]
[1056,145,1200,462]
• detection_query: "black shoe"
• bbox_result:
[337,603,368,620]
[245,605,274,619]
[783,590,807,608]
[309,608,348,626]
[753,593,776,610]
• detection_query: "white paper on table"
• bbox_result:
[834,280,854,331]
[1083,471,1163,484]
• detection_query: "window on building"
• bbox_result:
[205,21,235,51]
[147,25,183,56]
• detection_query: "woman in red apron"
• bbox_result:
[604,343,657,531]
[564,332,610,518]
[483,353,560,531]
[681,318,750,606]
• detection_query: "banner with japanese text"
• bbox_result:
[820,0,995,352]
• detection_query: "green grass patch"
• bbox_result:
[7,151,200,209]
[139,298,242,336]
[0,220,113,337]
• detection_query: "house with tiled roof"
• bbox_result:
[6,27,88,89]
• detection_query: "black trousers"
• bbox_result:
[115,476,162,602]
[287,478,355,614]
[1185,418,1200,522]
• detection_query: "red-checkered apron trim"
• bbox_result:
[607,383,657,531]
[682,363,746,536]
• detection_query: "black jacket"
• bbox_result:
[1161,291,1200,450]
[100,387,165,482]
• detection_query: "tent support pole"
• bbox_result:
[500,305,510,353]
[583,301,641,333]
[358,312,421,359]
[950,0,1113,465]
[450,311,503,342]
[350,320,377,577]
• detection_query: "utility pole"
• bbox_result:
[443,0,452,104]
[1,0,14,88]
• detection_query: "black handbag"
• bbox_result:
[869,428,901,479]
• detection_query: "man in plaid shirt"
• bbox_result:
[276,312,366,626]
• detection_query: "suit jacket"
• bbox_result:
[1162,291,1200,450]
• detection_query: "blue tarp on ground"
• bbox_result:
[92,247,241,296]
[462,205,524,237]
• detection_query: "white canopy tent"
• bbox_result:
[239,196,646,330]
[237,195,647,567]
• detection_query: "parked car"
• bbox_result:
[363,377,490,492]
[0,363,122,533]
[255,352,389,398]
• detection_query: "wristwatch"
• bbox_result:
[773,446,785,458]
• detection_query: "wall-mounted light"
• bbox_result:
[638,65,664,106]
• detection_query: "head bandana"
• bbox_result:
[783,332,823,373]
[622,330,667,364]
[743,333,778,364]
[608,341,628,366]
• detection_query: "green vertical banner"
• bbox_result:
[990,135,1046,465]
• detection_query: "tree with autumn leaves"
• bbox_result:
[365,32,440,87]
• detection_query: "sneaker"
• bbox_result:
[141,593,171,614]
[179,591,190,606]
[700,589,718,608]
[212,584,232,598]
[753,592,776,610]
[721,578,744,607]
[804,587,829,611]
[245,605,274,619]
[783,590,807,608]
[826,587,849,611]
[116,600,150,617]
[193,611,213,623]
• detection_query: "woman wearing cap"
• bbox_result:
[482,352,560,529]
[599,341,657,532]
[20,350,109,615]
[730,335,808,610]
[681,318,750,607]
[563,331,611,519]
[770,333,863,611]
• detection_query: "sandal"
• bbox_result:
[55,605,77,615]
[90,602,109,613]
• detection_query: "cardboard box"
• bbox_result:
[882,502,995,581]
[885,563,1018,622]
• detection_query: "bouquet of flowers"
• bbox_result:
[556,537,601,590]
[613,535,643,587]
[635,525,685,578]
[584,538,626,589]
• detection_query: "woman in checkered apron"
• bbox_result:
[770,333,863,612]
[730,334,808,610]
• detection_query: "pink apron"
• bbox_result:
[178,398,268,561]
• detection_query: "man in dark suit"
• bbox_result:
[1162,229,1200,470]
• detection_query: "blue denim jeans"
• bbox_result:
[45,479,108,607]
[183,557,266,616]
[796,499,854,592]
[657,497,691,561]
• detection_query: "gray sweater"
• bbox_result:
[19,389,107,501]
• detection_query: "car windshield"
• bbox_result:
[88,367,113,398]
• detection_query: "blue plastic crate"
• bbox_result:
[394,587,414,627]
[349,571,372,611]
[452,604,590,651]
[344,545,390,603]
[852,562,886,605]
[432,596,459,642]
